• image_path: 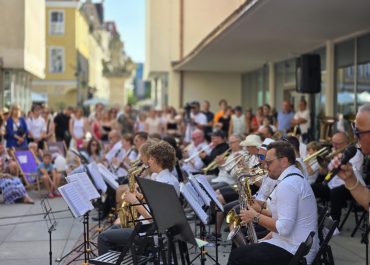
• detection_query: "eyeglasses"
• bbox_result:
[351,124,370,139]
[257,154,265,161]
[265,157,280,166]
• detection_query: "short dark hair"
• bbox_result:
[267,141,296,165]
[284,136,300,154]
[148,141,176,171]
[135,131,149,141]
[262,125,274,137]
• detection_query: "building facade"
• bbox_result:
[0,0,46,111]
[145,0,370,134]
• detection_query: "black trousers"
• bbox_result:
[228,242,293,265]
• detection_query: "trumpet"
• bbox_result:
[202,148,231,174]
[316,142,355,168]
[183,144,212,163]
[303,147,330,164]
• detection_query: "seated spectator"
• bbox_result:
[37,153,62,198]
[0,145,34,204]
[86,138,102,163]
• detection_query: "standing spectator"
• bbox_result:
[27,105,47,149]
[214,99,227,123]
[134,112,146,133]
[255,106,264,126]
[5,105,28,149]
[201,100,214,140]
[91,111,103,140]
[184,101,207,144]
[277,100,295,133]
[0,111,5,143]
[245,108,259,133]
[100,110,113,142]
[69,107,88,149]
[54,106,73,147]
[216,106,232,137]
[88,103,105,125]
[291,98,310,142]
[144,108,162,135]
[117,104,135,135]
[229,106,246,136]
[42,107,55,143]
[165,107,180,136]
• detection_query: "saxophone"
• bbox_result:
[226,168,258,247]
[118,164,147,228]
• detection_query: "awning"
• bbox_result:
[174,0,370,72]
[31,92,48,103]
[83,97,109,106]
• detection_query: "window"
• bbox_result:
[49,11,64,35]
[49,47,64,73]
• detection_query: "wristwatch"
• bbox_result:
[252,214,260,224]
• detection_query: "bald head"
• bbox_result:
[332,132,349,150]
[192,129,205,146]
[108,129,121,145]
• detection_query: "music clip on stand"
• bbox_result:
[41,198,57,265]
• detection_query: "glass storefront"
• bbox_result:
[2,70,32,112]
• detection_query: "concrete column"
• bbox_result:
[268,62,275,108]
[325,40,335,117]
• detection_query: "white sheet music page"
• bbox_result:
[189,176,211,206]
[58,182,94,218]
[185,182,205,207]
[87,162,108,193]
[196,175,224,212]
[66,172,100,200]
[180,183,208,225]
[97,163,119,190]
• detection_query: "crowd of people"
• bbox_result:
[0,98,369,265]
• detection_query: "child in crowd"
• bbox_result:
[37,152,62,198]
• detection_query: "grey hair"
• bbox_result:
[230,134,244,142]
[359,103,370,114]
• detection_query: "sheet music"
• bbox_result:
[185,182,204,207]
[105,141,122,162]
[189,176,211,206]
[66,172,100,200]
[58,182,94,218]
[97,163,119,190]
[180,183,208,225]
[87,162,108,193]
[196,175,224,212]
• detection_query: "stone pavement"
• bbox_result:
[0,190,368,265]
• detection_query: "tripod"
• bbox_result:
[56,211,98,264]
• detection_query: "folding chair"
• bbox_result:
[317,205,329,243]
[46,141,67,158]
[11,149,42,195]
[288,231,315,265]
[312,216,338,265]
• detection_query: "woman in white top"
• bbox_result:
[144,109,162,135]
[69,107,88,149]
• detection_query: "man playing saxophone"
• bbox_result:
[228,141,318,265]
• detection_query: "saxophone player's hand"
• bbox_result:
[239,206,257,224]
[122,192,138,204]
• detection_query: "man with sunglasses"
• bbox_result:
[333,103,370,210]
[311,131,363,223]
[228,141,318,265]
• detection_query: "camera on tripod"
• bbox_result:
[183,102,193,123]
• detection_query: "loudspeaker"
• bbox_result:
[296,54,321,94]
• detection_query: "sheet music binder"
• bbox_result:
[66,172,100,200]
[188,175,211,206]
[97,163,119,190]
[180,183,209,225]
[58,182,94,218]
[185,182,204,207]
[195,175,224,212]
[87,162,108,193]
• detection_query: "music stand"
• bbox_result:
[41,198,57,265]
[136,177,196,265]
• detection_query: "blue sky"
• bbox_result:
[104,0,145,63]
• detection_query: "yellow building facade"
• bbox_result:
[32,0,90,109]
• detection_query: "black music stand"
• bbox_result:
[137,177,196,265]
[41,198,57,265]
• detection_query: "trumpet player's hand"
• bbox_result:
[215,155,225,165]
[330,154,356,183]
[239,207,257,224]
[122,192,138,204]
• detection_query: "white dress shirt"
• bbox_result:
[211,150,246,185]
[182,142,210,174]
[264,165,319,264]
[328,149,363,190]
[255,175,278,202]
[294,109,310,134]
[153,169,180,196]
[27,116,46,139]
[184,112,208,143]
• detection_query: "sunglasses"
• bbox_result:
[257,154,266,161]
[351,123,370,139]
